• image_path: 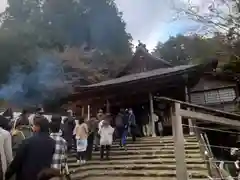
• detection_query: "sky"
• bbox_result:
[0,0,7,13]
[115,0,209,50]
[0,0,209,50]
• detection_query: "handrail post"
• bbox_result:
[87,105,90,120]
[185,86,194,135]
[149,92,156,137]
[172,102,188,179]
[187,107,195,135]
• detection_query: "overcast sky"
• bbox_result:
[0,0,208,50]
[115,0,209,50]
[0,0,7,13]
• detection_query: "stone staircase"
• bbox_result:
[67,136,209,180]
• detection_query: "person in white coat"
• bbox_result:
[98,119,114,160]
[0,127,13,179]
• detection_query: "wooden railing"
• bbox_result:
[154,96,240,180]
[197,130,227,179]
[192,125,216,178]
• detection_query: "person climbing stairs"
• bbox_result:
[67,136,209,179]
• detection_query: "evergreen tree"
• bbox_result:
[0,0,132,83]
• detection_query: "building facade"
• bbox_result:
[190,72,239,113]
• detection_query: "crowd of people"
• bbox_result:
[0,108,66,180]
[0,107,159,180]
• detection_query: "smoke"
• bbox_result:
[0,54,73,107]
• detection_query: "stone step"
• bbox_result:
[68,136,207,179]
[111,142,198,147]
[82,149,201,156]
[120,138,197,143]
[109,144,200,150]
[68,163,207,172]
[70,169,208,179]
[112,139,198,145]
[67,158,206,166]
[110,142,199,148]
[107,148,199,153]
[80,176,207,180]
[67,153,202,162]
[115,135,197,140]
[134,136,197,140]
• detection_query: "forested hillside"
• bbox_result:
[0,0,132,106]
[1,0,240,107]
[152,0,240,73]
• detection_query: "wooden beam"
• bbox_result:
[179,109,240,127]
[65,83,185,110]
[154,96,240,120]
[172,103,188,179]
[68,79,185,103]
[75,72,186,93]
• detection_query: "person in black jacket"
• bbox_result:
[5,116,55,180]
[62,111,75,151]
[128,109,136,142]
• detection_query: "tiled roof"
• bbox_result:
[77,64,197,89]
[136,46,172,66]
[116,46,172,77]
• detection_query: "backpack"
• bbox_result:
[115,114,123,127]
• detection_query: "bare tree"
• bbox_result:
[170,0,240,66]
[172,0,240,38]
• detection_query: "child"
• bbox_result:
[98,118,114,160]
[75,118,89,164]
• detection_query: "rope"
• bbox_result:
[198,143,238,151]
[200,177,239,180]
[182,124,240,135]
[179,123,240,179]
[182,123,240,150]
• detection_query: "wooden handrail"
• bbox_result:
[154,96,240,120]
[157,96,240,179]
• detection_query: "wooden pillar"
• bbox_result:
[235,77,240,109]
[106,100,110,114]
[170,106,175,137]
[81,106,85,116]
[172,102,188,179]
[149,93,156,137]
[185,86,194,135]
[87,105,90,120]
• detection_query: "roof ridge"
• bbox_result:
[138,48,172,66]
[115,45,173,78]
[135,42,172,66]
